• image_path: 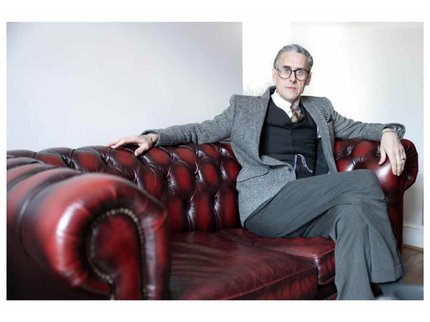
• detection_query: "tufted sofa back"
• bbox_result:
[8,143,242,233]
[7,139,418,241]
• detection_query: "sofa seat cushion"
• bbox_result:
[216,228,335,285]
[169,232,318,300]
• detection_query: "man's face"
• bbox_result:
[272,51,312,103]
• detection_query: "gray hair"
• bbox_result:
[273,44,314,71]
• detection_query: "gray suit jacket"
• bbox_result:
[146,86,405,224]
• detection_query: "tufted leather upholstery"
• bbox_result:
[8,144,242,233]
[7,139,418,300]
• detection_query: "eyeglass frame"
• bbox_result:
[274,66,310,81]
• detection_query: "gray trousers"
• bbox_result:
[244,169,403,300]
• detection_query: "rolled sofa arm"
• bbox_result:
[7,157,170,300]
[334,138,419,250]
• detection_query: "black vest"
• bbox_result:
[259,98,317,178]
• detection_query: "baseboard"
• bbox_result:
[403,224,424,248]
[403,244,423,252]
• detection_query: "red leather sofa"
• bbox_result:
[7,139,418,300]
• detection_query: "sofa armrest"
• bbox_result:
[7,158,170,299]
[334,139,419,249]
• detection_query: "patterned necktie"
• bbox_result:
[290,103,304,123]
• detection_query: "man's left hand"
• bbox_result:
[379,129,407,176]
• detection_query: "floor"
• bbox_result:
[402,245,423,285]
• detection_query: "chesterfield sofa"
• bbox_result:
[7,138,418,300]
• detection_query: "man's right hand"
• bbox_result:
[106,133,159,156]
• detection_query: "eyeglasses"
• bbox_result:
[275,67,310,81]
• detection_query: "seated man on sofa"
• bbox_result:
[107,44,407,300]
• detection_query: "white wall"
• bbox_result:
[243,22,424,248]
[7,22,243,150]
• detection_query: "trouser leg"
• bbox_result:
[245,170,386,237]
[244,170,403,300]
[303,202,403,299]
[307,204,375,299]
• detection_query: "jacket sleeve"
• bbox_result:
[142,95,236,146]
[325,98,406,141]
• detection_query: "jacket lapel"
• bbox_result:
[248,90,270,163]
[301,97,328,138]
[253,88,271,151]
[252,87,288,166]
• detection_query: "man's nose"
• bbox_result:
[289,73,297,82]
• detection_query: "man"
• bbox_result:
[108,44,406,299]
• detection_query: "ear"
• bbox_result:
[305,72,312,86]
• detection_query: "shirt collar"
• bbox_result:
[271,91,300,117]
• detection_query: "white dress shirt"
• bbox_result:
[271,90,300,119]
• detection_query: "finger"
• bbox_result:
[396,146,406,176]
[399,156,405,175]
[396,150,407,176]
[399,163,404,176]
[394,154,402,176]
[396,160,402,176]
[379,148,387,165]
[105,139,120,147]
[392,160,399,176]
[134,145,148,156]
[395,155,404,176]
[385,150,399,176]
[109,137,137,149]
[110,140,125,149]
[398,163,405,176]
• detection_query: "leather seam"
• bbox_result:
[220,264,318,300]
[87,207,146,300]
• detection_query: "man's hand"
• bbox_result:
[106,133,159,156]
[379,129,406,176]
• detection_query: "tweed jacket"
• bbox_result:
[146,86,405,225]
